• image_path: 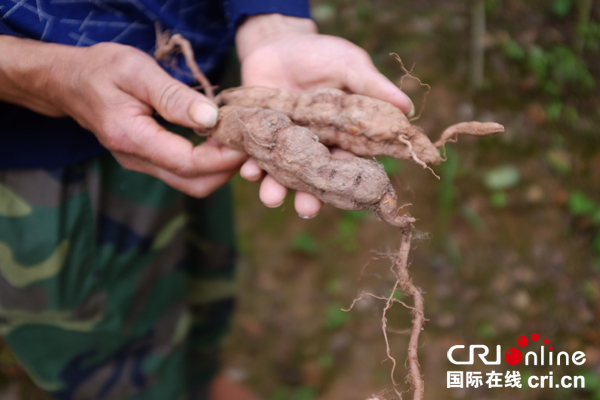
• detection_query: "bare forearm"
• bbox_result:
[0,35,72,116]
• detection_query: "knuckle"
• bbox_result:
[169,162,196,178]
[84,44,153,89]
[101,124,134,155]
[343,47,372,71]
[157,82,186,115]
[103,44,149,72]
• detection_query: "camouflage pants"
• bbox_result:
[0,153,237,400]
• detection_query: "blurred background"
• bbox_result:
[2,0,600,399]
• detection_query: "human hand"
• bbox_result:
[0,37,247,197]
[235,14,414,218]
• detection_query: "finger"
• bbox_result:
[119,114,247,177]
[193,137,250,173]
[156,167,236,198]
[118,55,219,128]
[259,175,288,208]
[240,158,264,182]
[191,139,248,174]
[115,154,236,198]
[294,191,323,219]
[204,137,226,148]
[343,58,415,117]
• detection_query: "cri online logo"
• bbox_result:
[447,333,586,366]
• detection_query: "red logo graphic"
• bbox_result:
[504,333,552,365]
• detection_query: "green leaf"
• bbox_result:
[520,369,534,390]
[378,156,402,175]
[528,45,549,81]
[335,212,364,253]
[581,281,598,299]
[291,233,319,255]
[550,46,596,90]
[269,388,289,400]
[393,289,404,300]
[318,353,334,369]
[338,218,357,239]
[567,191,597,215]
[477,323,496,339]
[592,209,600,225]
[563,105,580,124]
[490,191,508,208]
[579,21,600,52]
[484,165,520,190]
[293,386,317,400]
[326,278,342,295]
[502,39,525,61]
[356,2,372,21]
[549,0,572,18]
[545,148,572,174]
[343,210,368,222]
[546,101,563,121]
[438,147,460,230]
[460,205,486,230]
[325,303,351,329]
[579,369,600,390]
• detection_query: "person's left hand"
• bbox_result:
[235,14,414,218]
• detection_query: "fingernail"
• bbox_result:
[190,101,218,128]
[299,213,319,220]
[266,200,285,209]
[407,97,415,118]
[223,148,246,161]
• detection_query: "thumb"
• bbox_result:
[358,73,415,118]
[121,58,219,128]
[344,58,415,117]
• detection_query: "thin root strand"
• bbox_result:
[348,227,425,400]
[398,135,440,180]
[154,23,215,101]
[391,53,431,122]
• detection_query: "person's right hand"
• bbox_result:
[0,36,246,197]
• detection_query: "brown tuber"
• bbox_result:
[203,87,503,227]
[217,86,504,167]
[203,105,415,227]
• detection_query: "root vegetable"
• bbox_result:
[217,87,504,166]
[202,105,415,227]
[217,87,441,164]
